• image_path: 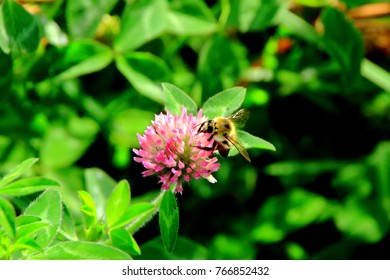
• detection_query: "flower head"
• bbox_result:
[133,107,220,193]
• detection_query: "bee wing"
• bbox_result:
[228,109,250,128]
[225,135,251,163]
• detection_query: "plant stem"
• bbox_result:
[127,190,165,235]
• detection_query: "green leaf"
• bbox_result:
[159,190,179,252]
[66,0,119,38]
[0,158,38,187]
[55,40,113,80]
[334,198,389,243]
[0,177,60,196]
[228,130,276,158]
[166,0,217,35]
[251,189,328,243]
[163,83,197,115]
[0,197,16,238]
[106,180,131,228]
[84,168,116,219]
[202,87,246,119]
[15,215,49,239]
[111,202,155,229]
[136,236,207,260]
[24,189,62,249]
[28,241,131,260]
[2,0,40,53]
[209,234,256,260]
[59,203,77,241]
[198,35,243,98]
[227,0,282,32]
[109,109,155,148]
[116,53,171,104]
[78,190,97,229]
[11,237,42,254]
[40,117,99,169]
[285,242,308,260]
[321,8,364,88]
[114,0,168,52]
[15,215,41,227]
[16,220,49,239]
[110,228,141,255]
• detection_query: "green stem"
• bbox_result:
[361,59,390,93]
[127,190,165,235]
[218,0,231,31]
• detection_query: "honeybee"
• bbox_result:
[197,109,251,162]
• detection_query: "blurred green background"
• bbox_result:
[1,0,390,259]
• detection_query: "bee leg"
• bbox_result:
[196,141,217,151]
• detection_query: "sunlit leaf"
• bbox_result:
[0,177,60,196]
[24,189,62,249]
[202,87,246,119]
[166,0,217,35]
[228,130,276,158]
[116,53,171,104]
[110,228,141,255]
[16,220,49,239]
[163,83,198,115]
[59,202,77,241]
[111,202,155,230]
[0,158,38,187]
[28,241,131,260]
[0,197,16,238]
[106,180,131,228]
[114,0,168,52]
[11,237,42,254]
[84,168,116,219]
[79,190,97,229]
